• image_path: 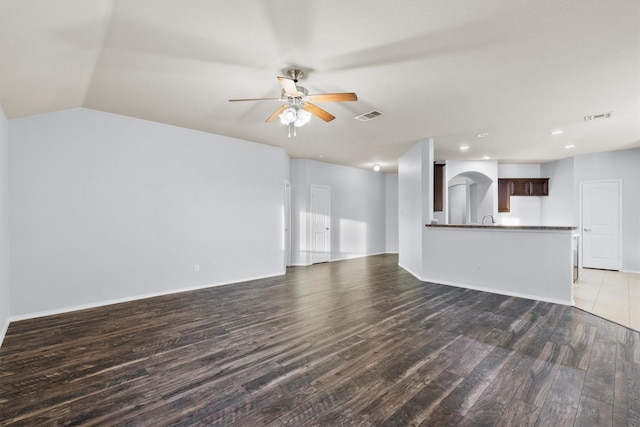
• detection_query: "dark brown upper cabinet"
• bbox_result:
[511,179,530,196]
[498,178,549,212]
[529,179,549,196]
[434,163,445,212]
[498,180,513,212]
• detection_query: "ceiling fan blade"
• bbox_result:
[306,93,358,102]
[303,103,335,122]
[265,105,288,123]
[277,76,301,97]
[229,97,282,102]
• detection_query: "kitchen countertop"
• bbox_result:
[425,224,577,231]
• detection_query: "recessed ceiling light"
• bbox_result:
[476,133,490,138]
[482,156,490,160]
[550,130,564,135]
[460,145,470,151]
[565,144,575,149]
[319,154,324,159]
[373,164,381,172]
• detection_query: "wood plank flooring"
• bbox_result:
[1,254,639,426]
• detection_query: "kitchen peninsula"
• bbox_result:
[424,224,577,305]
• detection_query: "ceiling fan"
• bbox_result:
[229,68,358,137]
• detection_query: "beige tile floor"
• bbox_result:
[573,268,640,332]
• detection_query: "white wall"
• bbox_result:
[289,159,386,265]
[497,164,542,225]
[0,104,9,344]
[398,139,433,278]
[573,148,640,272]
[9,108,288,318]
[541,157,574,226]
[385,173,399,253]
[423,227,574,305]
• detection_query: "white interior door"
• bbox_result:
[311,185,331,264]
[581,180,621,270]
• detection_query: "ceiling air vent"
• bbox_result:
[584,111,613,122]
[355,110,384,122]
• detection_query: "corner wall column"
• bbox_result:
[398,138,434,279]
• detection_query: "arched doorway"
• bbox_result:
[447,171,493,224]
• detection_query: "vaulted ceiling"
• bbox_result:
[0,0,638,171]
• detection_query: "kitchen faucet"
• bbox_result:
[482,214,496,225]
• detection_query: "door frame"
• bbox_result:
[310,184,331,264]
[579,179,623,270]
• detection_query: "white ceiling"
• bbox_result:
[1,0,638,172]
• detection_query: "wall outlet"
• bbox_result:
[476,265,481,272]
[194,264,199,272]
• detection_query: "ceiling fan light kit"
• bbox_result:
[277,98,312,138]
[229,68,357,137]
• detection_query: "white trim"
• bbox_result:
[420,277,574,306]
[292,251,388,266]
[398,262,423,281]
[0,318,9,348]
[8,272,284,323]
[330,252,387,262]
[579,179,623,270]
[622,269,640,275]
[400,264,573,306]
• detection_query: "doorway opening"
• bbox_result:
[447,172,493,224]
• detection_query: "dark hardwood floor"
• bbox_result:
[1,254,639,426]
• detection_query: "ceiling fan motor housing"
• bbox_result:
[286,68,304,82]
[281,86,307,99]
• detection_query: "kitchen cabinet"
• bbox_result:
[498,178,549,212]
[510,179,530,196]
[529,179,549,196]
[498,180,513,212]
[434,163,445,212]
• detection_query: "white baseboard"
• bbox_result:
[399,262,573,306]
[622,269,640,274]
[420,276,574,306]
[290,252,391,268]
[0,318,9,349]
[331,252,387,262]
[398,262,424,281]
[8,271,285,324]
